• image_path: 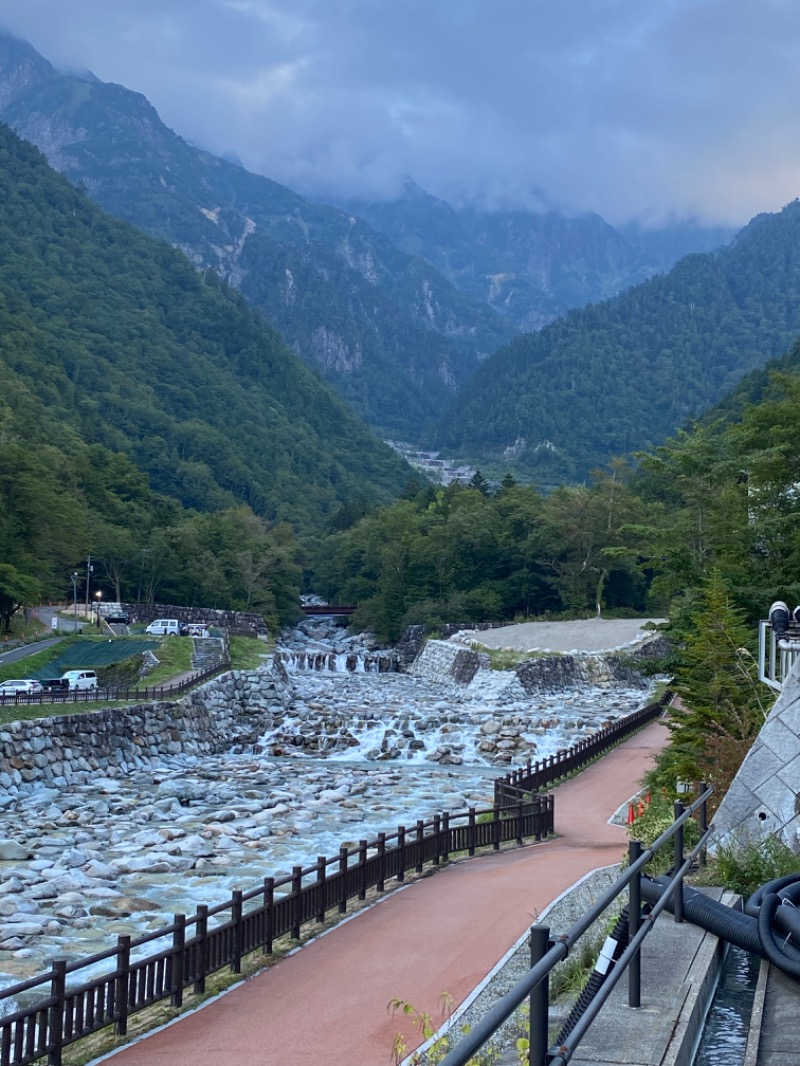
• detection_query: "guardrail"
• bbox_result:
[435,785,713,1066]
[0,659,230,708]
[494,690,672,807]
[0,798,553,1066]
[757,619,800,692]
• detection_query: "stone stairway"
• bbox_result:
[191,636,226,672]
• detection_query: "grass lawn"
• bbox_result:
[0,633,271,725]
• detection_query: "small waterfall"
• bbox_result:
[274,650,396,673]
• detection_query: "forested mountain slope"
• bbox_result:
[341,179,735,332]
[0,124,411,536]
[437,200,800,485]
[0,31,513,438]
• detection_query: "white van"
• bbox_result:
[61,670,99,691]
[145,619,181,636]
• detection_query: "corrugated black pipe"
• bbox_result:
[641,876,800,977]
[756,893,800,979]
[551,906,635,1048]
[745,875,800,949]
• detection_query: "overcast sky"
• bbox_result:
[2,0,800,226]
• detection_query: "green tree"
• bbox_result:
[657,571,769,794]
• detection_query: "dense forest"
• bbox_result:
[0,31,513,440]
[0,123,415,630]
[315,342,800,642]
[438,200,800,486]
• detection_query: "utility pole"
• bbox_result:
[85,555,93,622]
[71,572,79,630]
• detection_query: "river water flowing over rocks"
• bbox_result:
[0,619,661,990]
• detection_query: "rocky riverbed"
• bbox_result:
[0,621,662,991]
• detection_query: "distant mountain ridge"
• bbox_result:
[0,30,739,445]
[338,179,736,331]
[437,198,800,485]
[0,30,513,439]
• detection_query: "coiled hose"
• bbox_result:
[640,874,800,979]
[551,905,636,1048]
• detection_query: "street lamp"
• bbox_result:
[84,555,93,622]
[95,591,102,628]
[71,572,79,630]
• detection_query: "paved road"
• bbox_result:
[96,718,670,1066]
[33,606,86,634]
[0,637,63,669]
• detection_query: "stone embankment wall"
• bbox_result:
[409,640,491,684]
[0,666,291,797]
[515,636,669,693]
[122,603,268,636]
[411,635,668,690]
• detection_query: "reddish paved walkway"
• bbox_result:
[96,720,669,1066]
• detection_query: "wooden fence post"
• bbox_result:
[264,878,274,954]
[397,826,406,883]
[358,840,368,901]
[338,848,349,913]
[115,935,131,1036]
[48,958,67,1066]
[171,914,185,1007]
[231,891,243,972]
[416,820,424,873]
[468,808,476,857]
[316,856,327,924]
[194,906,208,995]
[291,868,303,940]
[433,814,441,866]
[377,833,386,892]
[442,812,450,863]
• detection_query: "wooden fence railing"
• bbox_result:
[493,690,672,808]
[0,798,553,1066]
[0,660,231,709]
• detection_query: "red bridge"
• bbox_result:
[301,604,357,616]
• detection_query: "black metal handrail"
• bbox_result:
[0,659,231,709]
[494,690,672,807]
[434,786,713,1066]
[0,797,554,1066]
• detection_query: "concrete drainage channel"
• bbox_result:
[405,871,766,1066]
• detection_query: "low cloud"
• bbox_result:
[4,0,800,225]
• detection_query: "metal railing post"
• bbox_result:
[628,841,642,1008]
[673,801,684,923]
[698,782,709,867]
[528,926,550,1066]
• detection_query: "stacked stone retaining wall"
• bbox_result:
[122,603,269,636]
[0,664,291,797]
[411,635,668,690]
[409,640,491,685]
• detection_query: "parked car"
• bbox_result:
[0,679,43,696]
[60,670,99,691]
[40,678,71,695]
[145,619,181,636]
[104,612,130,625]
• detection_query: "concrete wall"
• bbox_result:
[712,661,800,854]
